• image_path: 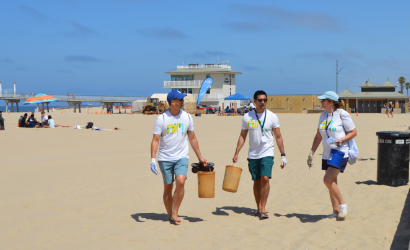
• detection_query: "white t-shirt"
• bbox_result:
[42,115,48,122]
[153,110,194,161]
[242,110,280,159]
[318,109,356,159]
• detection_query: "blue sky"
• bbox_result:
[1,0,410,102]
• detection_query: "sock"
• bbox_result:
[333,213,338,217]
[340,204,347,207]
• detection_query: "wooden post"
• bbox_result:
[345,99,349,111]
[74,104,77,113]
[46,103,49,113]
[42,103,44,112]
[11,102,14,112]
[16,102,19,112]
[5,100,8,113]
[79,104,81,113]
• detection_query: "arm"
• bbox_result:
[335,128,357,147]
[233,129,248,163]
[311,128,322,152]
[272,127,285,155]
[187,131,207,166]
[150,134,161,159]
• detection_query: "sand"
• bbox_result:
[0,110,409,249]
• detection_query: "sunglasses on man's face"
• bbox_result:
[257,99,268,103]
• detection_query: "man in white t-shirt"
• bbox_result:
[233,90,287,220]
[41,111,48,125]
[151,90,208,224]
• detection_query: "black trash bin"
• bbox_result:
[0,111,4,130]
[376,131,410,186]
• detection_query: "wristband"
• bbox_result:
[151,158,156,163]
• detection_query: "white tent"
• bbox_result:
[131,100,145,113]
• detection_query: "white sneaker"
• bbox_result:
[338,204,348,221]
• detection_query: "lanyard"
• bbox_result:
[325,112,333,138]
[255,110,267,136]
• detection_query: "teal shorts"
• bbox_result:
[247,156,274,180]
[158,158,188,185]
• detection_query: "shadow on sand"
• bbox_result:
[131,213,204,224]
[355,180,379,185]
[273,213,331,223]
[212,206,256,217]
[391,188,410,250]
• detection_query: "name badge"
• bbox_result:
[261,133,267,142]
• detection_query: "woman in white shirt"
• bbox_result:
[308,91,357,221]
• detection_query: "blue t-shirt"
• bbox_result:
[48,119,55,128]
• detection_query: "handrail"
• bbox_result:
[0,93,148,102]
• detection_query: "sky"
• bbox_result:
[1,0,410,103]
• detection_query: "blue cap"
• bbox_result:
[318,91,339,102]
[167,90,187,103]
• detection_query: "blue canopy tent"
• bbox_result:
[224,93,251,115]
[224,93,250,100]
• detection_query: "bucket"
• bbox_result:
[198,171,215,198]
[222,165,243,193]
[327,149,345,167]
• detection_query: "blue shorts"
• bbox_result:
[158,158,188,185]
[322,158,348,173]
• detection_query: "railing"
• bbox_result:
[177,64,231,69]
[192,93,224,100]
[164,80,202,87]
[0,93,148,102]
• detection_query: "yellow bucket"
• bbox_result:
[222,165,242,193]
[198,171,215,198]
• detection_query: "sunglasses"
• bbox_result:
[257,99,268,103]
[320,99,329,103]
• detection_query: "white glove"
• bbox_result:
[281,156,287,169]
[151,158,159,175]
[307,150,314,169]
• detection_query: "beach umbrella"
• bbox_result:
[23,93,58,105]
[224,93,250,100]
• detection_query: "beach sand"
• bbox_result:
[0,110,409,249]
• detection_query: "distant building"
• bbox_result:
[164,63,242,108]
[339,80,409,113]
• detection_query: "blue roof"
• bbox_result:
[224,93,250,100]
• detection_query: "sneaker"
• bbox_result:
[338,205,348,221]
[327,213,338,219]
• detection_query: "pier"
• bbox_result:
[0,93,148,113]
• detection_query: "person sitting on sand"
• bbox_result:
[150,90,208,224]
[27,113,38,128]
[43,115,54,128]
[232,90,287,220]
[41,111,48,126]
[18,113,28,127]
[225,106,230,113]
[308,91,357,221]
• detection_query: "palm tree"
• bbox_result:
[398,76,406,93]
[406,82,410,96]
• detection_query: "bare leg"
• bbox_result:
[253,179,262,211]
[259,176,270,217]
[323,168,345,211]
[328,178,340,214]
[163,183,173,219]
[171,175,186,223]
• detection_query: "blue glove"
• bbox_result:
[151,158,159,175]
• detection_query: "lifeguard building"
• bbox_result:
[339,80,409,113]
[164,63,242,108]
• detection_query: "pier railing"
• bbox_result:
[164,80,202,88]
[0,93,148,103]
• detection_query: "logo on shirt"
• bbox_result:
[248,120,264,129]
[332,128,337,132]
[319,120,333,130]
[166,123,184,134]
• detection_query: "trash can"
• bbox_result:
[376,131,410,186]
[0,111,4,130]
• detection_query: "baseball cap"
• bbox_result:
[167,90,187,103]
[318,91,339,102]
